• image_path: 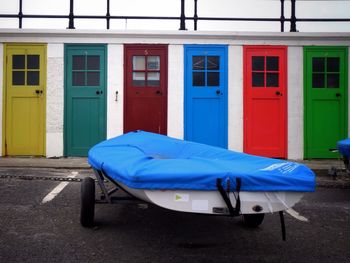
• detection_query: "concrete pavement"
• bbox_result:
[0,156,349,188]
[0,156,90,169]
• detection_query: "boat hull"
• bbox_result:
[121,183,304,215]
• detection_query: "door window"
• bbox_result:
[312,57,340,89]
[252,56,279,88]
[192,56,220,87]
[72,55,100,86]
[12,54,40,86]
[132,55,160,87]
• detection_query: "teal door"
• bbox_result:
[184,45,228,148]
[65,45,106,156]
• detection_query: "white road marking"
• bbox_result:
[285,208,309,222]
[41,172,78,204]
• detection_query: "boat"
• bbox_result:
[82,130,316,239]
[337,138,350,172]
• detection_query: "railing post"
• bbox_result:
[280,0,285,32]
[179,0,186,30]
[18,0,23,28]
[68,0,75,29]
[106,0,110,29]
[290,0,297,32]
[194,0,198,31]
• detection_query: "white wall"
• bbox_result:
[228,45,243,152]
[46,43,64,157]
[0,43,3,156]
[288,46,304,160]
[349,50,350,137]
[167,44,184,139]
[107,44,124,139]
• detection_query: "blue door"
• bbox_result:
[184,45,228,148]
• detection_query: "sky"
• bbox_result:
[0,0,349,32]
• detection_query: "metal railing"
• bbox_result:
[0,0,349,32]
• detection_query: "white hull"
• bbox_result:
[120,183,304,215]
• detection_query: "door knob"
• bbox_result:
[216,90,221,95]
[96,90,103,95]
[35,90,43,94]
[275,91,282,96]
[156,90,162,95]
[336,93,341,98]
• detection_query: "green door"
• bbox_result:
[304,46,348,158]
[64,44,107,156]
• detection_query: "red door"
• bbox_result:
[124,44,168,134]
[244,46,287,158]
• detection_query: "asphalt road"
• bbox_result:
[0,168,349,263]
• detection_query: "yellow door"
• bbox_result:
[4,44,46,156]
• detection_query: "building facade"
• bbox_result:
[0,29,349,159]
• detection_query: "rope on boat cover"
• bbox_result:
[216,177,241,217]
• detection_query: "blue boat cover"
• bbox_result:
[88,131,315,192]
[338,138,350,158]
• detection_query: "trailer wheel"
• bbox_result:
[242,213,265,227]
[80,177,95,227]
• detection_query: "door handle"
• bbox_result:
[336,93,341,98]
[155,90,162,95]
[216,90,221,95]
[275,91,282,96]
[35,90,43,94]
[96,90,103,95]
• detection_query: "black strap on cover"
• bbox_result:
[216,177,241,217]
[279,211,286,241]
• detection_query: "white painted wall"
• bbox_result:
[167,44,184,139]
[349,51,350,137]
[46,43,64,157]
[0,43,3,156]
[228,45,243,152]
[287,46,304,160]
[107,44,124,139]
